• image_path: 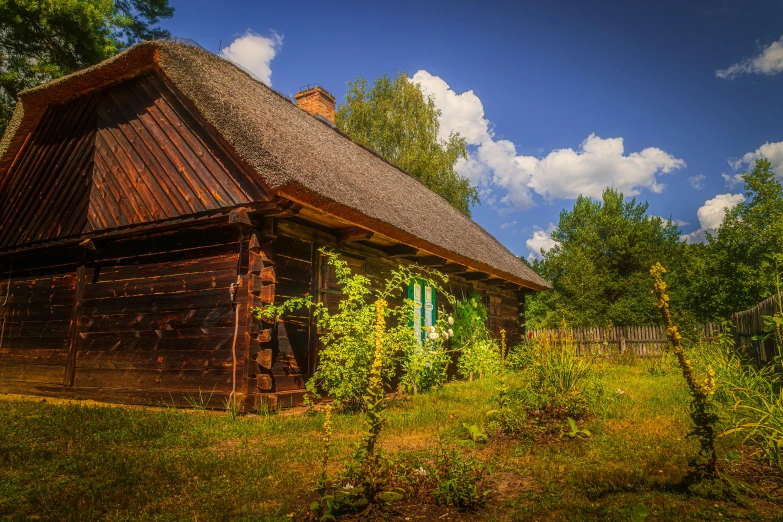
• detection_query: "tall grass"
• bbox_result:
[690,330,783,473]
[508,330,598,419]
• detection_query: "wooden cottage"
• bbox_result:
[0,41,550,410]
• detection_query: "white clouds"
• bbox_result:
[411,70,685,210]
[656,216,689,228]
[220,30,283,86]
[730,140,783,178]
[500,220,518,230]
[688,174,706,190]
[716,36,783,79]
[721,172,744,188]
[526,223,559,260]
[524,134,685,200]
[680,193,745,243]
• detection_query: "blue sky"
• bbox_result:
[161,0,783,258]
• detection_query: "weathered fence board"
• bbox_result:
[528,324,722,357]
[732,293,781,366]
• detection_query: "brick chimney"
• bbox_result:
[294,85,336,124]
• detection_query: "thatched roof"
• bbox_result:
[0,41,550,291]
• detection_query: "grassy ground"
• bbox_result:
[0,363,781,521]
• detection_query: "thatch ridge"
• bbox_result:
[0,40,550,291]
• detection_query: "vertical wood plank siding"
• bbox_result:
[0,73,268,250]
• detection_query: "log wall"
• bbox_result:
[0,223,249,408]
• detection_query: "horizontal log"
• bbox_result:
[94,254,237,283]
[273,373,306,392]
[77,330,236,352]
[276,235,312,262]
[81,287,233,315]
[72,367,235,392]
[76,350,235,370]
[83,269,237,300]
[78,307,235,332]
[0,319,72,338]
[0,380,237,409]
[0,348,68,366]
[2,304,74,322]
[0,362,65,383]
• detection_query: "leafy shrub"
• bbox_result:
[431,444,490,509]
[507,334,598,420]
[452,294,500,379]
[401,312,454,394]
[253,248,451,410]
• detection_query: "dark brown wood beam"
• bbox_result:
[335,227,374,243]
[440,263,468,274]
[484,277,507,286]
[413,255,447,267]
[462,271,491,281]
[384,244,420,257]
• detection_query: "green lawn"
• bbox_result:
[0,364,781,521]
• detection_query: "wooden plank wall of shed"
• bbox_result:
[0,261,78,386]
[73,225,245,406]
[0,224,249,407]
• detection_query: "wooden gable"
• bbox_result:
[0,73,269,249]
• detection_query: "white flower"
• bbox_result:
[616,388,625,395]
[344,483,354,489]
[416,466,427,476]
[448,329,454,337]
[441,331,449,340]
[448,316,454,325]
[429,332,439,340]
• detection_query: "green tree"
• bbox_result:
[688,158,783,321]
[335,73,479,216]
[0,0,174,135]
[526,188,688,328]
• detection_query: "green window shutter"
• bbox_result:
[410,280,423,344]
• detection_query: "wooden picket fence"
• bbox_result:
[732,293,782,366]
[528,324,723,357]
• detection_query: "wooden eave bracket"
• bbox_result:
[462,271,491,281]
[79,238,100,253]
[335,226,374,243]
[384,244,420,258]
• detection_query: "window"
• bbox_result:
[408,279,437,343]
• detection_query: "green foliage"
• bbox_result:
[431,444,490,509]
[687,159,783,322]
[507,334,597,420]
[335,72,478,216]
[462,423,488,443]
[692,327,783,474]
[452,294,501,379]
[401,312,453,394]
[252,248,451,411]
[0,0,174,135]
[560,417,591,439]
[526,188,688,328]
